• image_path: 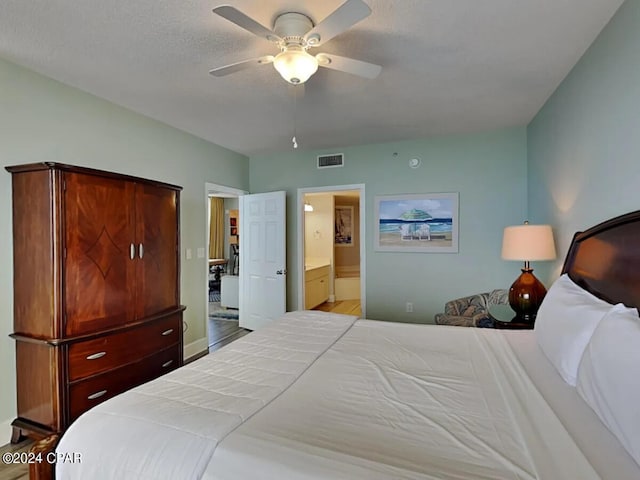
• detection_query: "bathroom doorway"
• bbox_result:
[297,184,366,318]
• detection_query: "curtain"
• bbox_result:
[209,197,224,259]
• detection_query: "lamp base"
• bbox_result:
[508,268,547,324]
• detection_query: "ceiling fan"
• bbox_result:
[209,0,382,85]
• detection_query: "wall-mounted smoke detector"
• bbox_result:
[317,153,344,169]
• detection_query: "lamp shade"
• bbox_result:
[501,224,556,261]
[273,47,318,84]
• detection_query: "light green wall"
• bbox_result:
[527,0,640,283]
[0,58,248,439]
[250,128,528,322]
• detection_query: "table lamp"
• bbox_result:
[501,222,556,324]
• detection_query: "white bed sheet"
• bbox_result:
[207,321,600,479]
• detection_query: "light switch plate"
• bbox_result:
[197,248,205,258]
[186,248,192,260]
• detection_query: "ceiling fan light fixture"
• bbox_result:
[273,47,318,84]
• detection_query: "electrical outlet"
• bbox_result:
[406,302,413,313]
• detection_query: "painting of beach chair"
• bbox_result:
[417,224,431,240]
[375,192,459,253]
[400,224,413,240]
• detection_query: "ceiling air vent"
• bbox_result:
[317,153,344,169]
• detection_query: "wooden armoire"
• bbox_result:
[6,162,186,441]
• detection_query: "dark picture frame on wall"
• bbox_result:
[335,205,354,247]
[374,192,459,253]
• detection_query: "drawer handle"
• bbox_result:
[86,351,106,360]
[161,329,174,336]
[162,360,174,368]
[87,390,107,400]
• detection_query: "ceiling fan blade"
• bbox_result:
[209,55,274,77]
[304,0,371,47]
[316,53,381,79]
[213,5,281,42]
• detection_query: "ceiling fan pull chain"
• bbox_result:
[292,86,299,149]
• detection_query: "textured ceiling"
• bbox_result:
[0,0,625,156]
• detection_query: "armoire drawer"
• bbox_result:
[68,344,179,422]
[67,314,181,382]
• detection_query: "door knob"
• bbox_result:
[276,269,287,275]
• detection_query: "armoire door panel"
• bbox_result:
[64,173,136,336]
[135,184,179,318]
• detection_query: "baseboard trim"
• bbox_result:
[1,418,13,445]
[183,337,208,363]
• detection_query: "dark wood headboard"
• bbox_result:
[562,210,640,308]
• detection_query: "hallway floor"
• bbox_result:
[314,300,362,317]
[208,317,248,352]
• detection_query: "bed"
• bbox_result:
[44,210,640,479]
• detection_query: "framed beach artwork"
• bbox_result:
[374,192,459,253]
[335,205,354,246]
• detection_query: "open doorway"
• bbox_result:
[297,184,366,318]
[205,183,247,351]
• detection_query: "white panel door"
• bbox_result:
[239,191,286,330]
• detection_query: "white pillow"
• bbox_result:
[534,274,612,385]
[577,303,640,466]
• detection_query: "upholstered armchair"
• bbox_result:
[434,289,509,327]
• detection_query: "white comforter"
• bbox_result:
[57,312,600,480]
[56,311,357,480]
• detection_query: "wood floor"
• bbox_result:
[208,298,248,352]
[0,438,31,480]
[208,318,249,352]
[314,299,362,316]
